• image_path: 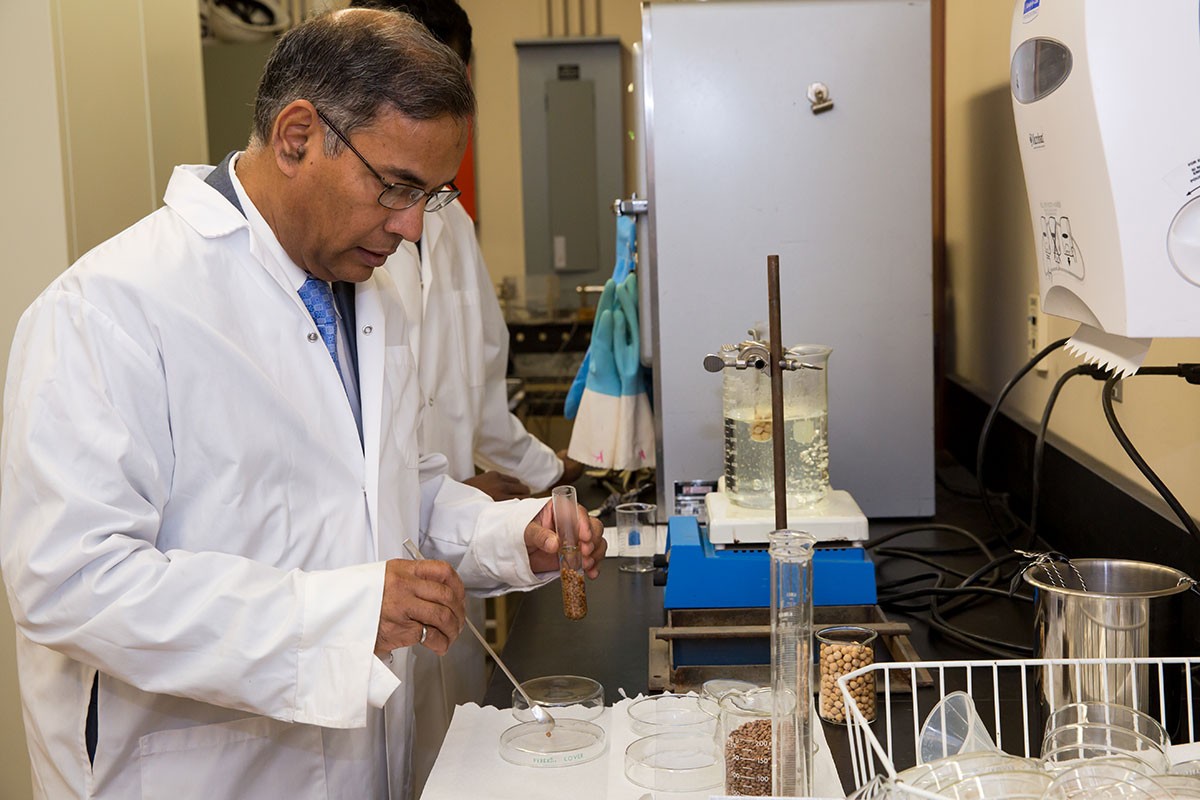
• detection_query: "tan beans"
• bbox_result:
[724,718,772,795]
[818,639,876,723]
[750,416,772,443]
[560,566,587,620]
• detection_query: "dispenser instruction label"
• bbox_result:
[1164,157,1200,198]
[1037,200,1086,281]
[1022,0,1040,22]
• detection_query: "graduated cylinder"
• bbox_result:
[769,529,816,797]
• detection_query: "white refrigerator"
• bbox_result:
[640,0,935,518]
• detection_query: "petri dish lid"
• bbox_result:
[511,675,604,722]
[627,694,717,735]
[498,719,607,768]
[624,731,723,792]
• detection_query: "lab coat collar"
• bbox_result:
[164,164,251,239]
[420,199,449,255]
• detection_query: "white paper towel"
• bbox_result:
[421,697,846,799]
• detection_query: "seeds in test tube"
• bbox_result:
[560,565,587,620]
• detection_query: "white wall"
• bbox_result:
[0,2,206,797]
[0,2,70,796]
[944,0,1200,520]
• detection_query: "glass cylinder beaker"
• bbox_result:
[720,687,774,796]
[616,502,656,573]
[552,485,587,620]
[722,343,832,509]
[817,625,877,724]
[770,529,815,797]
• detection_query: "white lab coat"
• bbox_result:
[387,201,564,794]
[0,164,553,800]
[390,201,563,492]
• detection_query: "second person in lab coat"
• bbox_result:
[353,1,585,792]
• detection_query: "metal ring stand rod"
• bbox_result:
[767,254,788,532]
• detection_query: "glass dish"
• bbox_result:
[624,731,723,792]
[511,675,604,722]
[1042,758,1172,799]
[627,693,717,736]
[1045,703,1169,749]
[699,679,758,719]
[498,719,606,768]
[902,751,1039,792]
[1041,723,1169,773]
[939,769,1052,799]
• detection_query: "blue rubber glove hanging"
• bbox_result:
[612,272,643,397]
[564,216,637,419]
[568,271,655,470]
[564,280,616,419]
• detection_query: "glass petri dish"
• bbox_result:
[498,719,606,768]
[628,694,717,736]
[511,675,604,722]
[699,679,759,719]
[624,731,723,792]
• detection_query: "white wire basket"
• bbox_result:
[835,656,1200,798]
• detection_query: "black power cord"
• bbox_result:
[976,338,1071,548]
[1028,365,1096,545]
[1100,367,1200,543]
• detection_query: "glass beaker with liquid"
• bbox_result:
[720,341,832,509]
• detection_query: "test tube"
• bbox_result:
[552,485,587,620]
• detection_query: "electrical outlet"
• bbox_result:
[1026,294,1040,356]
[1027,293,1049,374]
[1111,378,1123,403]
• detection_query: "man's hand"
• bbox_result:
[375,558,466,657]
[523,500,607,577]
[465,470,531,501]
[553,450,586,487]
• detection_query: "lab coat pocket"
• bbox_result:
[451,287,486,388]
[138,716,327,800]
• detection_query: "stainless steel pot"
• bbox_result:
[1023,559,1195,709]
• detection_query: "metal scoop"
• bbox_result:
[401,539,555,731]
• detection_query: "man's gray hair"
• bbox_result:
[251,8,475,154]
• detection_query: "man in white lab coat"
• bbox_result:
[0,9,604,800]
[351,2,585,791]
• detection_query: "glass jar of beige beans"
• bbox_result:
[817,626,877,724]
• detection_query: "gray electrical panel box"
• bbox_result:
[516,37,624,313]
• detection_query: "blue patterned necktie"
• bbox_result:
[298,277,340,371]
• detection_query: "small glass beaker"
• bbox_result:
[552,485,587,620]
[817,625,877,724]
[616,502,656,573]
[719,688,775,796]
[720,341,832,510]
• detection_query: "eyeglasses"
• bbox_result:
[316,109,461,213]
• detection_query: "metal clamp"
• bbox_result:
[613,194,649,216]
[807,81,834,115]
[703,334,823,375]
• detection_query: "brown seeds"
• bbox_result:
[724,718,772,795]
[560,567,587,620]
